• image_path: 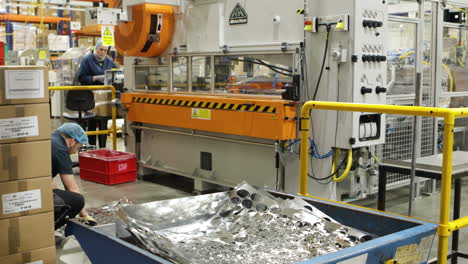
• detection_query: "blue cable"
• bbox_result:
[272,73,279,89]
[287,139,301,148]
[310,138,334,159]
[287,139,334,159]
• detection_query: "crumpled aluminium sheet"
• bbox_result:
[87,198,132,225]
[118,183,375,264]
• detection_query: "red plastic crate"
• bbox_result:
[0,42,4,66]
[79,149,137,185]
[80,169,136,185]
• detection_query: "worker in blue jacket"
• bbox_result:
[78,39,117,147]
[78,38,117,85]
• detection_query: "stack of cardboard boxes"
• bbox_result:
[12,24,37,51]
[0,66,56,264]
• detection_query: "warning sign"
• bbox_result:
[38,50,47,60]
[101,26,115,46]
[229,3,248,25]
[192,108,211,120]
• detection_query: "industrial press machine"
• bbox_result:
[100,0,391,200]
[58,2,468,263]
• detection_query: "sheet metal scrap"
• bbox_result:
[118,183,375,264]
[87,198,132,225]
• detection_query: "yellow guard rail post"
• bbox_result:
[48,85,117,151]
[299,101,468,264]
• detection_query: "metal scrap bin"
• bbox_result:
[65,191,437,264]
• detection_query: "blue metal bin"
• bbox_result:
[65,191,437,264]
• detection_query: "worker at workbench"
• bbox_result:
[77,39,117,147]
[52,123,97,229]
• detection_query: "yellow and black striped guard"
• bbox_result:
[132,97,277,114]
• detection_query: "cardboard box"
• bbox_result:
[0,177,53,220]
[0,66,49,105]
[13,30,36,51]
[0,103,50,144]
[0,246,56,264]
[93,90,112,117]
[69,11,85,24]
[9,6,18,15]
[77,36,95,49]
[48,34,70,51]
[448,68,468,107]
[0,212,54,257]
[42,9,58,17]
[0,140,51,182]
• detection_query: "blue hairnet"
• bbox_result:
[57,123,89,145]
[95,38,104,50]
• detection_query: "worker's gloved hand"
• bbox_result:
[93,75,105,84]
[79,214,98,226]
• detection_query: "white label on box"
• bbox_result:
[71,21,81,30]
[5,70,44,99]
[26,261,43,264]
[0,116,39,140]
[2,189,42,214]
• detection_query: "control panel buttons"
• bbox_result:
[361,86,373,95]
[361,54,387,63]
[375,86,387,94]
[363,20,383,28]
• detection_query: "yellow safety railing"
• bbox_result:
[48,85,117,151]
[298,101,468,264]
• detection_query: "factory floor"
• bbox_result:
[54,172,193,264]
[356,185,468,263]
[54,139,468,263]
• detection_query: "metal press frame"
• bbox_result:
[49,85,118,150]
[299,101,468,264]
[168,51,298,96]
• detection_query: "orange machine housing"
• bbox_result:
[121,93,297,140]
[113,4,174,57]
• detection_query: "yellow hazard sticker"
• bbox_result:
[38,50,47,60]
[192,108,211,120]
[101,26,115,46]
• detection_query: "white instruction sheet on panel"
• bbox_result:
[337,254,368,264]
[2,189,42,214]
[5,70,44,99]
[0,116,39,140]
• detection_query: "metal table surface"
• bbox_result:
[378,151,468,264]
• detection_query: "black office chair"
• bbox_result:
[62,90,96,168]
[63,90,96,129]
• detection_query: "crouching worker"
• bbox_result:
[52,123,97,229]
